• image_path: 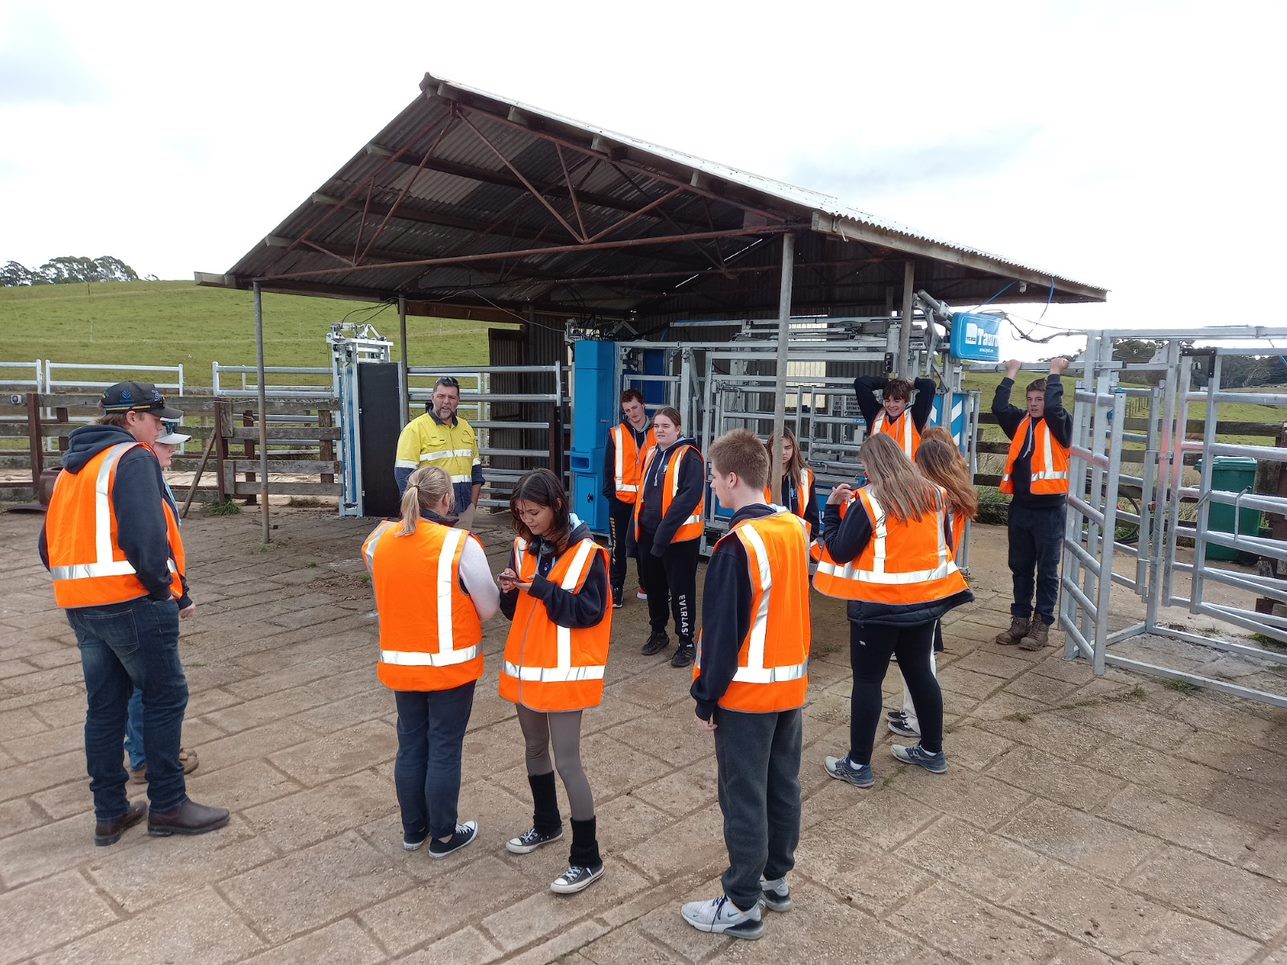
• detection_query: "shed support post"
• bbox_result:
[398,295,409,427]
[254,282,271,544]
[899,260,915,375]
[770,233,795,503]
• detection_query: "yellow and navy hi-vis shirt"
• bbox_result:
[394,412,482,513]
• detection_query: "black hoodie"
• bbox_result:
[690,502,780,721]
[499,520,608,628]
[38,423,189,607]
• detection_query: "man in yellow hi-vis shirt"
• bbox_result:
[395,376,485,530]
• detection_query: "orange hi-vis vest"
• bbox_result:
[635,443,705,542]
[695,509,811,713]
[1000,417,1070,495]
[608,423,657,504]
[500,536,612,712]
[947,510,966,563]
[810,495,850,565]
[764,466,816,518]
[872,409,920,459]
[362,518,485,692]
[47,442,183,608]
[812,486,968,603]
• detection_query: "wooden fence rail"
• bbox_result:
[0,393,341,505]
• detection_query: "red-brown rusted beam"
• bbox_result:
[458,103,790,224]
[359,116,458,264]
[458,112,585,243]
[555,144,588,241]
[583,186,686,245]
[352,177,376,264]
[290,112,457,254]
[257,224,804,283]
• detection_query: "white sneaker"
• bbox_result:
[680,895,764,939]
[759,875,792,912]
[550,863,604,894]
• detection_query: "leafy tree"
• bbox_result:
[1,261,36,286]
[1,255,141,286]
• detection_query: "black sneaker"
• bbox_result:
[670,641,694,668]
[403,828,429,852]
[428,820,477,859]
[506,825,563,854]
[641,631,669,656]
[612,586,623,609]
[550,862,604,894]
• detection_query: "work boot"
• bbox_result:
[641,631,669,656]
[94,800,147,847]
[1019,619,1052,650]
[147,799,230,837]
[995,615,1030,647]
[670,638,695,668]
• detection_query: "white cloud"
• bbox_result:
[1,0,1283,343]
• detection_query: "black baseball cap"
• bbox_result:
[100,381,184,420]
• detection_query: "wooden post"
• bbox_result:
[26,393,43,498]
[214,399,228,502]
[242,409,257,505]
[770,233,795,503]
[898,260,915,375]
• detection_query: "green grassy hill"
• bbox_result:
[0,281,505,389]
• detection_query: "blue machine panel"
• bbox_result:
[949,312,1002,362]
[570,341,619,533]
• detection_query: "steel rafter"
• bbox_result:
[256,224,805,284]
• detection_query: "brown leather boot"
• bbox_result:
[147,799,230,837]
[994,615,1029,646]
[1019,619,1051,650]
[94,800,147,847]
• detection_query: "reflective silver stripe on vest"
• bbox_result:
[874,411,914,458]
[50,560,139,580]
[507,538,602,685]
[503,661,606,682]
[612,426,626,493]
[816,490,959,586]
[555,539,597,671]
[1024,419,1069,483]
[363,520,397,572]
[381,645,480,667]
[51,442,140,582]
[730,513,809,686]
[436,528,467,656]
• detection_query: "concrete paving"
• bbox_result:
[0,506,1283,964]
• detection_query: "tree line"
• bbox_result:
[1112,338,1287,388]
[2,256,148,286]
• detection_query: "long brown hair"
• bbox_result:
[509,468,572,550]
[764,425,807,478]
[398,466,453,536]
[915,439,978,521]
[860,433,940,522]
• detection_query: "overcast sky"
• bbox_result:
[2,0,1283,355]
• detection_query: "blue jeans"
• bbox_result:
[1008,502,1066,625]
[68,597,190,820]
[125,688,145,770]
[393,682,476,840]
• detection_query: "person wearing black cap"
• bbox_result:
[38,381,229,845]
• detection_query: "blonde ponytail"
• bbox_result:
[398,466,453,535]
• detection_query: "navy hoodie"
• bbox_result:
[690,503,780,721]
[499,520,608,628]
[636,437,704,553]
[38,424,190,608]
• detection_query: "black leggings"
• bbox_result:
[636,528,699,641]
[849,620,942,763]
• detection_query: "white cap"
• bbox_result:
[155,430,191,445]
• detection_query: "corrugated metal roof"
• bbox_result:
[202,72,1106,322]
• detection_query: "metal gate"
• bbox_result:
[1058,329,1287,706]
